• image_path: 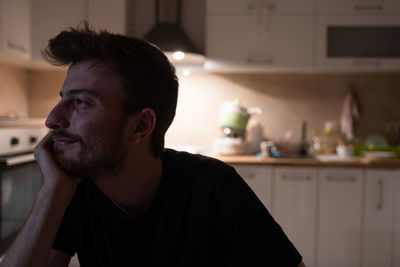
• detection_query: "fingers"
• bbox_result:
[34,132,53,164]
[34,132,80,187]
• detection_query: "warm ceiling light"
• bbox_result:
[173,51,185,60]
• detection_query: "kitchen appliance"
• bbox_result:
[0,126,47,255]
[144,0,200,54]
[213,100,262,155]
[316,16,400,70]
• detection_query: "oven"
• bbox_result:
[0,126,47,255]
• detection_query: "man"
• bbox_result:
[1,25,305,267]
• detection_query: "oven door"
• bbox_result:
[0,154,42,255]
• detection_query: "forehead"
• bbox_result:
[62,60,124,98]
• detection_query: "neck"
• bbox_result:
[94,150,163,218]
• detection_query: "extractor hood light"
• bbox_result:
[181,69,191,76]
[173,51,185,60]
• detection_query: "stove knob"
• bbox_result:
[10,137,19,146]
[29,136,38,144]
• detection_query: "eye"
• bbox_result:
[73,98,90,108]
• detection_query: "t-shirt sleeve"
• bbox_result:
[215,166,302,267]
[52,203,77,256]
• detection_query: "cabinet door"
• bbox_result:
[206,14,314,70]
[394,170,400,267]
[273,167,317,267]
[2,0,31,58]
[315,15,400,71]
[362,169,395,267]
[317,168,363,267]
[317,0,400,15]
[88,0,126,34]
[31,0,86,60]
[207,0,316,15]
[232,165,272,211]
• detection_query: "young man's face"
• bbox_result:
[45,60,129,179]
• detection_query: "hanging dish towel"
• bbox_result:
[340,84,360,141]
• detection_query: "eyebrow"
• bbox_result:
[60,89,100,98]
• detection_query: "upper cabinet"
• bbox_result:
[317,0,400,15]
[27,0,127,63]
[315,16,400,71]
[0,0,31,61]
[31,0,86,60]
[87,0,126,34]
[206,14,315,71]
[205,0,400,71]
[205,0,316,71]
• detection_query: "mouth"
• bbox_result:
[51,135,79,150]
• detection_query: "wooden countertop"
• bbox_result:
[209,154,400,169]
[0,118,46,128]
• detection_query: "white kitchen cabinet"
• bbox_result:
[232,165,272,211]
[315,15,400,71]
[31,0,127,62]
[317,168,363,267]
[362,169,396,267]
[206,14,315,70]
[87,0,126,34]
[31,0,86,60]
[317,0,400,15]
[207,0,316,15]
[273,167,317,267]
[394,170,400,267]
[0,0,30,59]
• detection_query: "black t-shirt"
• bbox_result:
[53,149,302,266]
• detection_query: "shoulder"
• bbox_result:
[160,149,249,202]
[161,149,238,181]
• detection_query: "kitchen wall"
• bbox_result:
[2,66,398,149]
[0,64,29,118]
[167,71,400,147]
[27,69,66,118]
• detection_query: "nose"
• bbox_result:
[45,102,70,130]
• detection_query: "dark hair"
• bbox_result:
[43,23,178,157]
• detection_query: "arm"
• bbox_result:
[0,133,80,267]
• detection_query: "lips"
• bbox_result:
[51,135,80,150]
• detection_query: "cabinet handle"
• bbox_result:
[247,56,275,65]
[247,3,275,11]
[7,42,27,53]
[326,176,357,182]
[354,4,383,11]
[244,173,256,179]
[353,60,382,66]
[376,179,384,210]
[281,175,312,181]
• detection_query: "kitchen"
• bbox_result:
[0,0,400,266]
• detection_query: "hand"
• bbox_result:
[34,132,81,190]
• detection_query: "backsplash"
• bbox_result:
[0,64,29,118]
[166,72,400,147]
[0,63,399,149]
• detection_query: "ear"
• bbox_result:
[130,108,157,145]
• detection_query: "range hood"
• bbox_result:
[144,0,200,55]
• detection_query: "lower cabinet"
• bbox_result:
[317,168,363,267]
[273,167,317,267]
[232,164,400,267]
[233,165,272,211]
[362,169,396,267]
